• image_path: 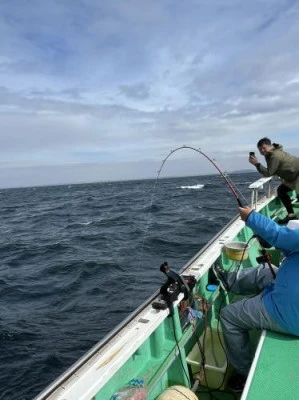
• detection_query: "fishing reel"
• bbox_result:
[256,252,272,264]
[254,235,276,278]
[152,262,196,316]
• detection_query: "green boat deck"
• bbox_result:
[245,330,299,400]
[193,329,299,400]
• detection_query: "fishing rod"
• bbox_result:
[157,145,246,207]
[137,145,248,274]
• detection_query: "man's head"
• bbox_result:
[257,137,273,156]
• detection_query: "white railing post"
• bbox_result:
[249,177,273,209]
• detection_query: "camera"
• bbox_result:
[249,152,255,157]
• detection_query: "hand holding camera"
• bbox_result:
[249,151,258,165]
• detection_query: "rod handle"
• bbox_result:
[237,198,243,207]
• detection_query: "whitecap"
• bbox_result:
[180,184,205,189]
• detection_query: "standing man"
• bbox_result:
[249,137,299,224]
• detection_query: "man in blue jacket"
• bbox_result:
[213,206,299,392]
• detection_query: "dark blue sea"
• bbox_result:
[0,172,260,399]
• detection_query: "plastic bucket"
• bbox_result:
[186,328,228,389]
[223,241,248,261]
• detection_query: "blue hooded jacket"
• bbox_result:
[246,211,299,335]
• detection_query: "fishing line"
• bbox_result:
[127,146,250,390]
[158,146,248,207]
[129,144,249,319]
[208,236,255,393]
[130,145,251,313]
[137,145,249,272]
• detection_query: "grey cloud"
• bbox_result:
[119,83,150,100]
[0,60,44,74]
[1,0,299,188]
[0,87,136,118]
[30,88,85,100]
[256,0,297,33]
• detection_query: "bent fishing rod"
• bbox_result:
[137,145,248,272]
[157,146,276,277]
[157,145,246,207]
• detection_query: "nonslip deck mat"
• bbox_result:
[246,331,299,399]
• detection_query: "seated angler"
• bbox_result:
[213,206,299,392]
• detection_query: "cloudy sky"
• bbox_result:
[1,0,299,188]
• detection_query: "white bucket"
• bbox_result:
[223,241,249,261]
[186,328,228,389]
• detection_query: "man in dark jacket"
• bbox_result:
[249,137,299,224]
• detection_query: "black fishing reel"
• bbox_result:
[255,246,276,279]
[256,253,272,264]
[254,235,276,278]
[152,262,196,316]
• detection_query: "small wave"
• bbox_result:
[142,204,162,213]
[180,184,205,190]
[0,331,14,340]
[48,242,66,249]
[65,221,93,229]
[72,221,93,226]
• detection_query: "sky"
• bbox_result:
[1,0,299,188]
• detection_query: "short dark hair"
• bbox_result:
[257,137,271,148]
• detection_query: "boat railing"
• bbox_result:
[248,177,273,208]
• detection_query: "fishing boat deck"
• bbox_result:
[33,178,299,400]
[242,330,299,400]
[193,329,299,400]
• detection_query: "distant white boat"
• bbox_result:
[180,184,205,189]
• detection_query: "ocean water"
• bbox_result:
[0,172,260,399]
